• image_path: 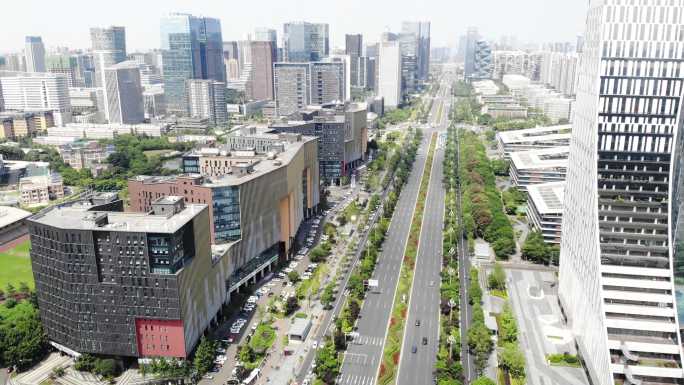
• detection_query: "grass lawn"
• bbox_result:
[0,240,34,290]
[143,149,175,158]
[490,289,509,300]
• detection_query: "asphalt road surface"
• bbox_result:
[396,82,450,385]
[336,76,452,385]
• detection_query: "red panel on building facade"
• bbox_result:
[135,318,186,358]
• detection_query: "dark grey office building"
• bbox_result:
[345,34,363,87]
[270,102,367,184]
[28,194,221,359]
[401,21,431,81]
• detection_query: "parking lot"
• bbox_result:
[199,186,363,385]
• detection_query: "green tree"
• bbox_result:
[314,340,340,384]
[285,296,299,315]
[472,376,496,385]
[74,353,97,372]
[288,271,300,283]
[500,343,526,378]
[499,304,519,344]
[321,284,335,309]
[487,263,506,291]
[0,302,48,369]
[193,337,217,376]
[93,358,119,378]
[467,322,493,372]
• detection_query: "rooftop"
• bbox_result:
[497,125,572,145]
[510,147,569,170]
[29,199,206,234]
[136,134,316,188]
[0,206,32,228]
[527,181,566,214]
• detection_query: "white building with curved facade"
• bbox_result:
[559,1,684,385]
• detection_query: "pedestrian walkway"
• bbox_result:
[56,368,105,385]
[11,353,72,385]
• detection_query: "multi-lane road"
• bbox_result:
[395,84,449,385]
[335,75,453,385]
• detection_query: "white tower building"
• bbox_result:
[377,40,402,109]
[559,1,684,385]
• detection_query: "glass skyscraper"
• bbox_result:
[283,22,329,62]
[160,14,225,115]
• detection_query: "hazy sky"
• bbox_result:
[1,0,589,53]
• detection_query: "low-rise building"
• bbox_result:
[0,111,55,139]
[128,133,320,293]
[472,80,499,96]
[0,156,50,186]
[19,172,64,207]
[0,206,31,245]
[58,140,115,170]
[526,181,565,244]
[509,147,568,189]
[47,123,168,139]
[496,125,572,157]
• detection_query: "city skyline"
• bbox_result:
[0,0,587,53]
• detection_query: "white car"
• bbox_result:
[311,341,319,350]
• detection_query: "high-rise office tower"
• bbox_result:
[103,61,144,124]
[253,28,278,64]
[401,21,430,81]
[186,79,227,127]
[345,34,363,87]
[398,32,419,94]
[365,43,378,91]
[274,63,310,116]
[1,53,27,72]
[0,72,72,125]
[46,55,78,88]
[310,62,345,105]
[237,40,275,101]
[160,14,225,114]
[559,2,684,385]
[472,40,492,79]
[377,40,402,109]
[24,36,46,73]
[90,26,127,87]
[283,22,329,62]
[223,41,240,81]
[463,27,479,79]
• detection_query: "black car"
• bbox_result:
[422,337,428,345]
[415,319,421,326]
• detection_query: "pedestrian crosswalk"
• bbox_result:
[338,374,375,385]
[353,335,383,346]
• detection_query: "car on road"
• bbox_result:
[415,319,421,326]
[311,340,318,350]
[411,345,417,353]
[422,337,428,345]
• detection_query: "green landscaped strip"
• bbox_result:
[0,240,34,290]
[377,133,437,385]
